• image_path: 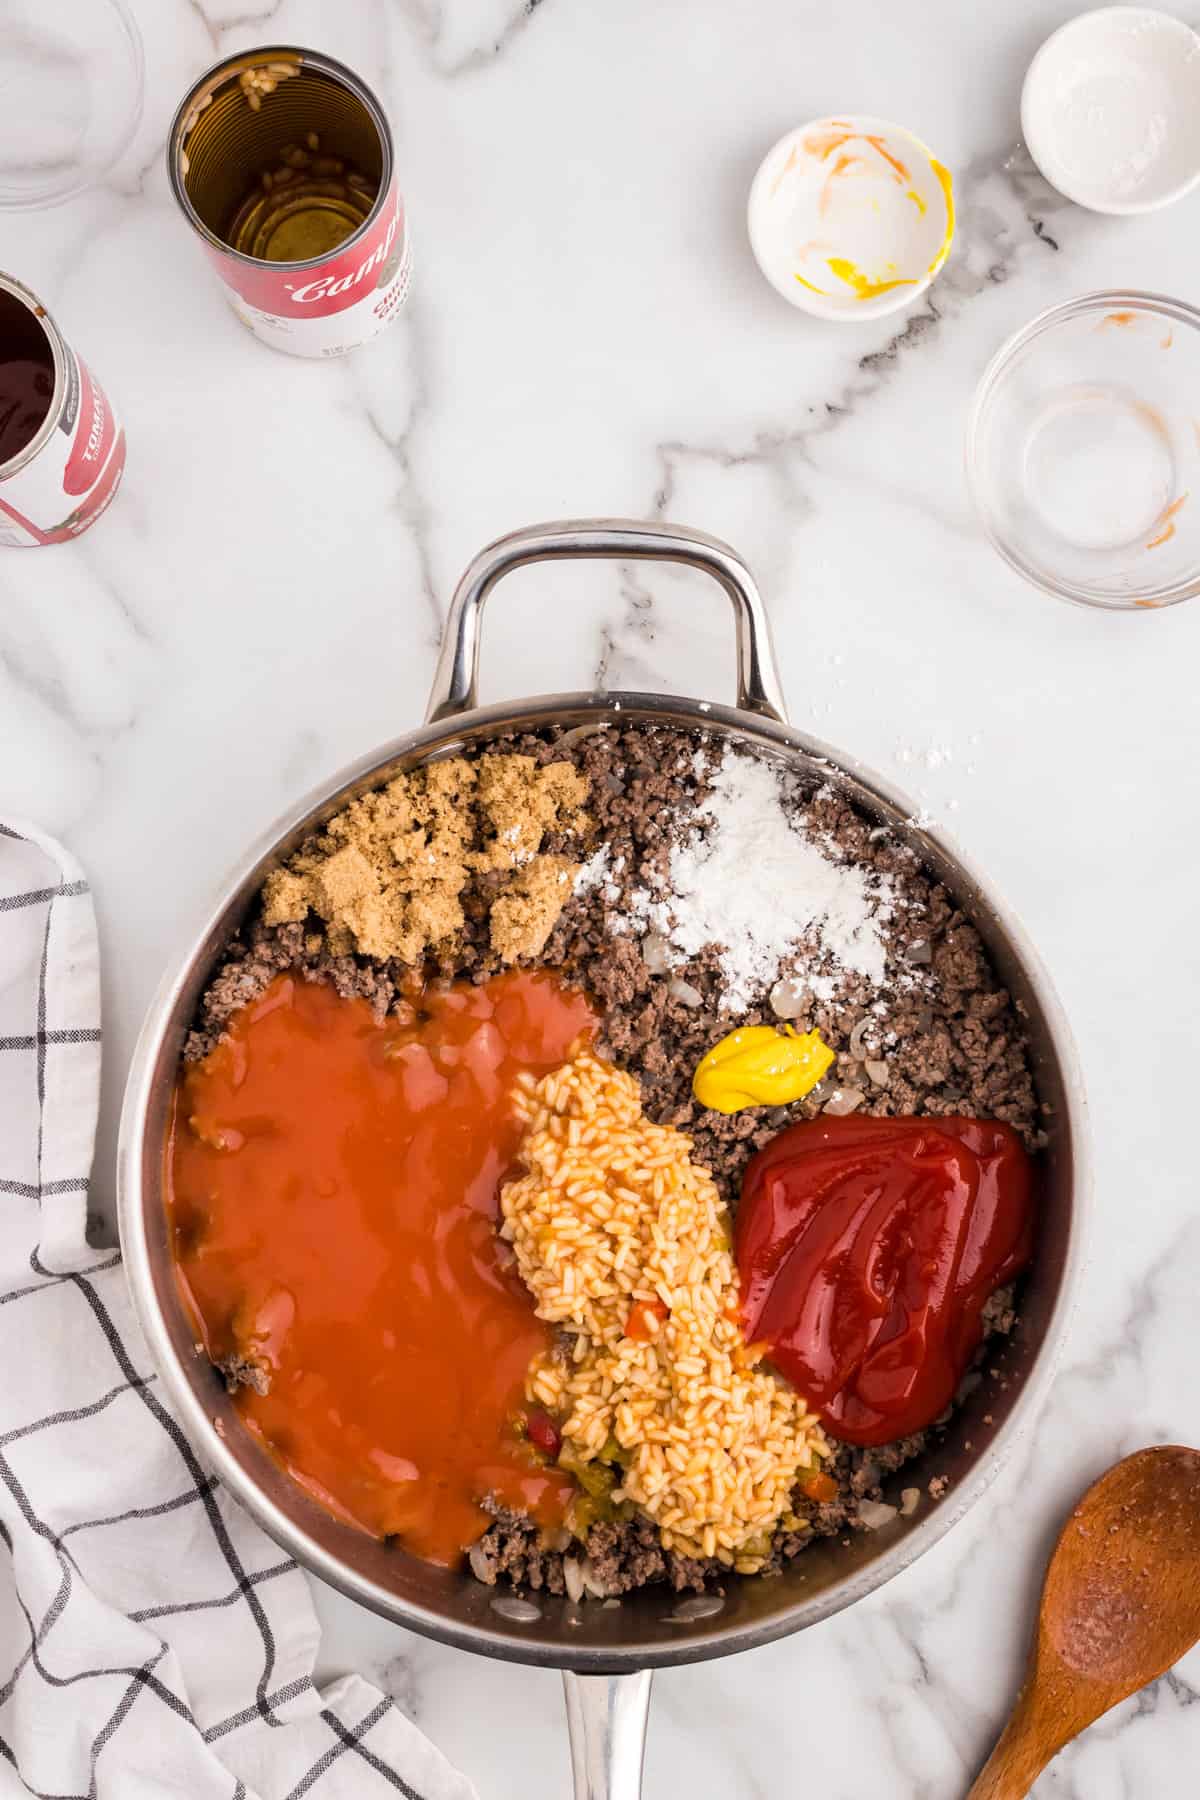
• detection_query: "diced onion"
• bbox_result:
[864,1059,890,1087]
[469,1541,493,1583]
[581,1558,610,1598]
[905,938,933,965]
[899,1488,921,1517]
[769,976,807,1021]
[642,933,672,974]
[558,722,610,747]
[858,1500,898,1530]
[668,978,703,1008]
[822,1086,864,1117]
[563,1557,585,1602]
[848,1017,873,1059]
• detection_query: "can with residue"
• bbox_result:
[0,273,126,549]
[168,48,412,358]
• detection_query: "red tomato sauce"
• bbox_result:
[167,969,597,1565]
[736,1115,1035,1447]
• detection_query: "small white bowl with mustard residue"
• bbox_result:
[747,114,955,322]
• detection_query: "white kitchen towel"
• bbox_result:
[0,819,478,1800]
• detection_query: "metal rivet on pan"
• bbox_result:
[664,1594,725,1623]
[491,1596,542,1623]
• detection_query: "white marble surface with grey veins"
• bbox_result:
[4,0,1200,1793]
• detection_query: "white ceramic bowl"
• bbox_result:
[1021,7,1200,215]
[747,114,954,322]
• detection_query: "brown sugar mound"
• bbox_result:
[262,754,589,966]
[490,855,580,961]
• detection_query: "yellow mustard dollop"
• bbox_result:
[692,1025,835,1115]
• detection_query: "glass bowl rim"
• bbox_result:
[964,288,1200,611]
[0,0,146,213]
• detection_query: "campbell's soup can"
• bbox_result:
[0,274,126,548]
[168,48,411,358]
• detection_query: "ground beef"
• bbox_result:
[216,1352,269,1397]
[185,919,398,1061]
[537,728,1039,1183]
[184,723,1040,1596]
[580,1519,666,1593]
[468,1512,720,1597]
[980,1283,1018,1337]
[767,1434,934,1559]
[469,1508,567,1596]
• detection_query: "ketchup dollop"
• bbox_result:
[736,1115,1035,1446]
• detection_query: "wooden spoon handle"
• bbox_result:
[966,1688,1055,1800]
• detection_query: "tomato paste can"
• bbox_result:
[168,48,411,358]
[0,274,126,549]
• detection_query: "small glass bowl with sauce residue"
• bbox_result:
[966,291,1200,610]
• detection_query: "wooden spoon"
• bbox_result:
[967,1444,1200,1799]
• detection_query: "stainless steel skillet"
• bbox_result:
[119,520,1088,1798]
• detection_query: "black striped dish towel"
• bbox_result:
[0,820,477,1800]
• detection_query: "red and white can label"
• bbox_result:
[203,177,412,358]
[0,350,125,549]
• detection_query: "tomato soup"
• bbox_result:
[168,969,596,1564]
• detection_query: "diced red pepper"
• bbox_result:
[525,1408,562,1459]
[625,1299,668,1341]
[799,1469,838,1504]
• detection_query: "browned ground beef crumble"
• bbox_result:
[185,725,1040,1595]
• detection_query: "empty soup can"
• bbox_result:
[168,48,412,358]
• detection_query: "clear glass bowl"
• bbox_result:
[0,0,144,211]
[966,291,1200,610]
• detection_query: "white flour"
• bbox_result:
[1024,10,1200,209]
[627,748,894,1014]
[574,845,615,898]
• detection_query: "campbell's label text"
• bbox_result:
[203,176,411,355]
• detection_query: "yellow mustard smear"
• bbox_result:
[826,257,916,300]
[794,259,915,300]
[927,157,955,275]
[692,1025,835,1115]
[793,154,955,301]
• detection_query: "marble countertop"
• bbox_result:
[4,0,1200,1792]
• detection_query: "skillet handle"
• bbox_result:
[563,1670,652,1799]
[423,518,788,726]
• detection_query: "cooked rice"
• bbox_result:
[500,1049,828,1569]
